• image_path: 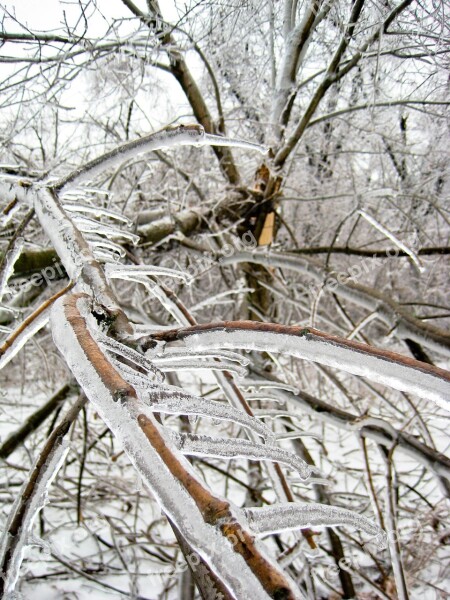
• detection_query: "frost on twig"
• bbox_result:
[244,503,387,548]
[169,432,312,480]
[139,387,275,443]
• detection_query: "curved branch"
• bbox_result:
[151,321,450,409]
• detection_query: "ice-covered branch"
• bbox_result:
[0,393,86,596]
[246,374,450,489]
[0,237,23,302]
[151,321,450,410]
[31,187,130,334]
[52,125,266,192]
[50,292,303,599]
[105,263,192,283]
[0,283,72,371]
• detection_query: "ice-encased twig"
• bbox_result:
[0,439,70,594]
[86,235,126,257]
[220,250,450,357]
[0,309,49,371]
[108,355,159,390]
[358,209,423,272]
[0,237,24,302]
[50,293,301,599]
[169,432,312,480]
[106,263,191,283]
[203,132,268,154]
[153,357,248,377]
[243,503,386,548]
[73,214,140,244]
[96,330,164,383]
[155,347,249,366]
[63,202,133,226]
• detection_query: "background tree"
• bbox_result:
[0,1,449,598]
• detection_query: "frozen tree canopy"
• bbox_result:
[0,1,449,599]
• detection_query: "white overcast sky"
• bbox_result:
[2,1,179,34]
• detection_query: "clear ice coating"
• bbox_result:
[156,347,249,366]
[168,432,311,479]
[243,502,387,549]
[108,355,159,390]
[56,125,267,192]
[85,235,127,258]
[358,209,424,272]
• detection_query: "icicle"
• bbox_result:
[0,237,24,302]
[190,288,254,314]
[105,263,191,284]
[243,503,387,548]
[240,379,300,395]
[157,347,249,366]
[0,309,49,371]
[63,202,133,226]
[169,432,311,479]
[153,357,248,378]
[95,331,164,383]
[141,387,274,442]
[86,235,126,258]
[358,209,424,272]
[72,215,140,245]
[92,249,122,264]
[108,355,159,390]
